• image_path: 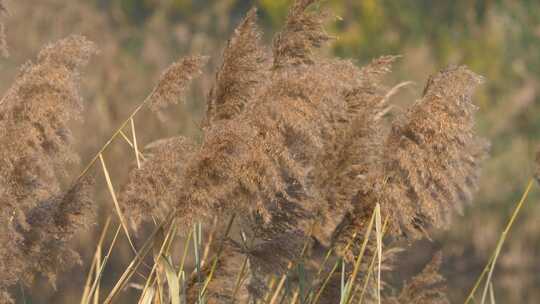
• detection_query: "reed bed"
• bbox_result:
[0,0,534,303]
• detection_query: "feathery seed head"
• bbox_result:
[148,55,207,113]
[0,35,97,299]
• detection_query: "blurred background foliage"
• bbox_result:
[2,0,540,302]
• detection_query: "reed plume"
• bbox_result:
[375,66,488,239]
[204,8,268,126]
[387,252,450,304]
[0,35,97,303]
[272,0,329,68]
[148,55,206,113]
[119,0,488,301]
[0,0,7,58]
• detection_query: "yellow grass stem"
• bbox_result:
[87,224,122,303]
[262,277,277,304]
[489,282,496,304]
[103,213,175,304]
[374,203,382,304]
[290,289,300,304]
[80,216,111,304]
[99,153,137,255]
[74,93,153,186]
[358,217,389,304]
[310,230,359,304]
[119,130,146,161]
[465,179,534,304]
[343,207,376,304]
[268,263,290,304]
[178,228,193,277]
[130,118,142,169]
[200,215,236,297]
[230,256,249,303]
[138,218,178,303]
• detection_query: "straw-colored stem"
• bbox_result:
[230,256,249,303]
[99,153,137,255]
[94,240,101,304]
[489,282,496,304]
[73,92,154,186]
[343,209,377,304]
[310,230,360,304]
[268,263,291,304]
[87,224,122,303]
[262,277,277,304]
[178,228,193,277]
[80,216,111,304]
[465,179,534,304]
[200,215,236,297]
[103,213,175,304]
[119,130,146,161]
[130,118,142,169]
[358,217,390,304]
[139,218,178,302]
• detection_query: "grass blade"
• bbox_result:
[343,207,377,304]
[230,256,249,303]
[81,216,111,304]
[140,286,156,304]
[103,213,175,304]
[119,130,146,161]
[199,215,236,298]
[161,256,180,304]
[489,282,496,304]
[465,179,534,303]
[87,224,122,303]
[358,217,389,304]
[374,203,382,304]
[178,228,193,277]
[99,153,137,255]
[130,117,141,169]
[139,218,178,302]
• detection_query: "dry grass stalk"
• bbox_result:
[465,179,534,304]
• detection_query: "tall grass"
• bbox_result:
[0,0,534,303]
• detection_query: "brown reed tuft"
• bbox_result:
[0,35,97,302]
[185,240,250,303]
[204,8,268,126]
[120,136,197,228]
[119,0,488,301]
[387,252,450,304]
[272,0,329,68]
[375,66,488,239]
[148,55,207,113]
[0,0,7,58]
